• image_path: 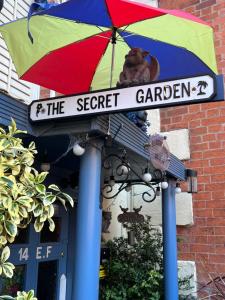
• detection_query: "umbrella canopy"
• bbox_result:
[0,0,218,95]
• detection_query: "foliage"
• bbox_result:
[0,290,37,300]
[100,217,195,300]
[99,217,164,300]
[0,120,74,298]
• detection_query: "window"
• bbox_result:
[0,0,40,103]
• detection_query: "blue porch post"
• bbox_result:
[73,140,103,300]
[162,179,179,300]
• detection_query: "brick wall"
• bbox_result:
[159,0,225,292]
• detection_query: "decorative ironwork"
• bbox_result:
[117,206,144,224]
[102,151,164,203]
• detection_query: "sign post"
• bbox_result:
[29,75,216,122]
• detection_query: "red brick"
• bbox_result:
[209,254,225,263]
[208,141,222,149]
[195,209,213,217]
[207,200,225,209]
[195,192,212,201]
[189,119,201,128]
[191,151,203,159]
[211,190,225,200]
[203,149,225,159]
[206,109,220,118]
[208,235,225,245]
[190,244,215,253]
[201,116,225,126]
[210,263,225,273]
[202,133,216,142]
[207,218,225,226]
[197,175,210,184]
[189,103,201,113]
[215,227,225,235]
[213,209,225,217]
[211,174,225,183]
[178,253,196,261]
[209,157,225,166]
[190,135,202,144]
[193,201,206,210]
[215,245,225,255]
[191,127,207,135]
[208,124,225,133]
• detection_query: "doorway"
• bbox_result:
[0,206,68,300]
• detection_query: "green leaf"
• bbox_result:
[57,196,67,210]
[2,196,12,209]
[35,184,46,194]
[17,196,32,208]
[36,172,48,183]
[48,204,54,218]
[9,202,19,218]
[27,290,35,300]
[4,220,17,237]
[39,213,47,223]
[48,184,60,191]
[29,141,36,151]
[18,206,28,218]
[12,164,21,176]
[61,193,74,207]
[0,236,7,246]
[0,176,14,188]
[34,219,44,232]
[2,262,15,278]
[33,204,43,217]
[1,246,10,263]
[48,218,55,232]
[11,118,17,134]
[43,194,56,206]
[0,296,14,300]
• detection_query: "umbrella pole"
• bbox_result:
[108,28,117,136]
[109,42,115,89]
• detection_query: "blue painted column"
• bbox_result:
[73,140,103,300]
[162,179,179,300]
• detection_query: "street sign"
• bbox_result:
[29,75,216,123]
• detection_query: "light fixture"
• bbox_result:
[156,186,161,196]
[118,164,130,175]
[142,168,152,182]
[175,182,181,194]
[40,150,50,172]
[186,169,198,193]
[102,152,164,203]
[125,184,132,192]
[109,176,116,187]
[161,180,168,189]
[40,162,50,172]
[73,142,85,156]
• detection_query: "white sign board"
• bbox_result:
[29,75,215,122]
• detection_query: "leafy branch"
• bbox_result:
[0,120,74,299]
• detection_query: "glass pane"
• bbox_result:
[40,217,61,243]
[0,265,25,296]
[37,260,58,300]
[14,227,29,244]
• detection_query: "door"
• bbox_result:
[0,206,68,300]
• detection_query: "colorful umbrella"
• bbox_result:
[0,0,217,95]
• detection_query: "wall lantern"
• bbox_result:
[186,169,198,193]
